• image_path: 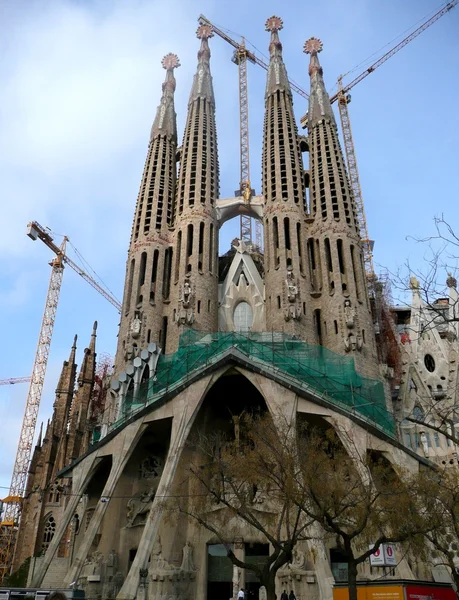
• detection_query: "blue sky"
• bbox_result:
[0,0,458,492]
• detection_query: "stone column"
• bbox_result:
[233,540,245,598]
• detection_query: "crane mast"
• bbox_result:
[0,241,66,584]
[337,78,374,278]
[232,40,253,245]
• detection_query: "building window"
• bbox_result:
[424,354,435,372]
[434,433,441,448]
[42,515,56,553]
[413,406,425,422]
[233,302,253,332]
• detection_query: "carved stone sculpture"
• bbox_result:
[283,270,301,322]
[126,486,157,527]
[177,277,195,325]
[344,299,355,329]
[130,313,142,339]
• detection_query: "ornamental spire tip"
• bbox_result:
[265,16,283,32]
[196,24,213,40]
[304,37,323,55]
[161,53,180,71]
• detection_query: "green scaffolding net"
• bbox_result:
[116,331,395,437]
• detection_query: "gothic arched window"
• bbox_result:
[233,302,253,332]
[41,514,56,553]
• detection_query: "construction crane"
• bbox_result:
[231,37,254,247]
[199,14,307,251]
[201,1,456,272]
[0,222,121,584]
[0,377,31,386]
[328,0,457,277]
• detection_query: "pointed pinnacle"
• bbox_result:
[189,25,215,103]
[304,37,335,127]
[151,54,179,140]
[37,422,43,447]
[264,15,290,98]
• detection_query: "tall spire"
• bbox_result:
[65,323,98,464]
[115,54,180,372]
[150,53,180,140]
[262,16,312,341]
[304,37,336,127]
[303,38,378,377]
[189,24,215,103]
[78,321,97,386]
[169,24,220,352]
[265,16,291,97]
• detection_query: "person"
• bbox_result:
[281,590,288,600]
[289,591,296,600]
[238,588,245,600]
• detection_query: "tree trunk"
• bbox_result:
[261,568,278,600]
[348,559,358,600]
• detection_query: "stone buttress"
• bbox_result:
[167,25,220,353]
[262,17,313,340]
[304,38,378,377]
[115,54,180,370]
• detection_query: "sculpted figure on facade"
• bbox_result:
[140,454,164,479]
[344,299,356,329]
[179,541,197,573]
[344,333,363,353]
[130,312,142,339]
[284,269,302,321]
[177,276,195,325]
[126,485,157,527]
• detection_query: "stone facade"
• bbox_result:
[11,15,458,600]
[393,275,459,465]
[13,325,99,572]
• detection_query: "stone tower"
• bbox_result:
[304,38,378,376]
[65,322,97,464]
[115,54,180,371]
[168,24,220,353]
[262,17,312,339]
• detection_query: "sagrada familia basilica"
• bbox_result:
[8,15,459,600]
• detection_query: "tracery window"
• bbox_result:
[41,515,56,553]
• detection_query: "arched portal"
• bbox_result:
[195,370,267,438]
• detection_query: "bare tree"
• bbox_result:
[389,215,459,334]
[171,414,431,600]
[293,427,432,600]
[171,413,315,600]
